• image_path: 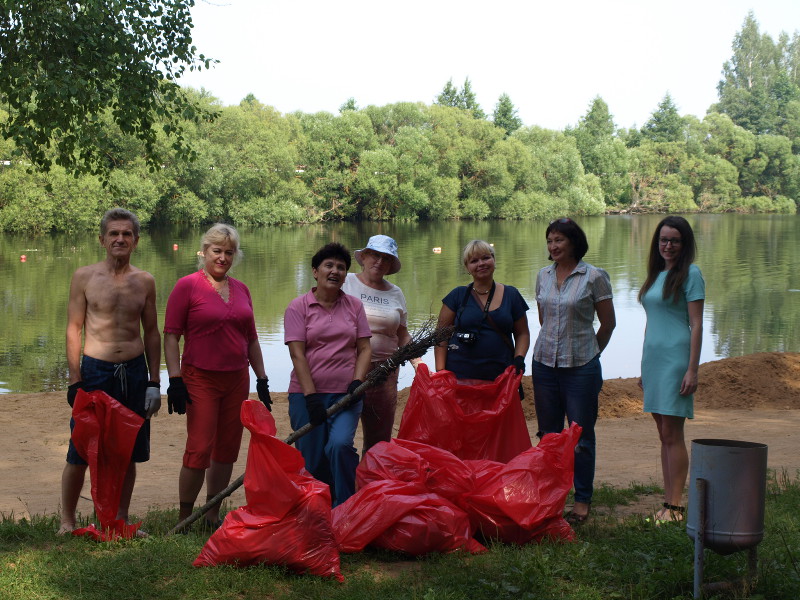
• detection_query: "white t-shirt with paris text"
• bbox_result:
[342,272,409,361]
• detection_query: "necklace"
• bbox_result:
[203,269,228,285]
[203,269,229,301]
[473,281,493,295]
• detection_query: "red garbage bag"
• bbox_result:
[70,389,144,540]
[463,424,582,544]
[357,439,474,503]
[332,480,486,555]
[397,364,531,462]
[194,400,342,581]
[345,428,579,550]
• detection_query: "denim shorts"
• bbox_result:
[66,354,151,465]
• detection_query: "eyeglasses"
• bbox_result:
[550,217,572,225]
[659,237,682,247]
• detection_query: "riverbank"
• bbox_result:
[2,352,798,520]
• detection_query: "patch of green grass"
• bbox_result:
[2,476,800,600]
[590,481,662,508]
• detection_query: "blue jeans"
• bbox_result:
[533,355,603,504]
[288,392,363,507]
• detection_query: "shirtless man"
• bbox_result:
[59,208,161,535]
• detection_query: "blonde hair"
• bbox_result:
[197,223,243,269]
[461,239,495,268]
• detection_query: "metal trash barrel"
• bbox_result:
[687,439,768,555]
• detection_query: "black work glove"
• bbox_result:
[346,379,364,400]
[256,377,272,412]
[67,381,85,408]
[518,383,525,402]
[167,377,191,415]
[513,355,526,375]
[305,393,327,426]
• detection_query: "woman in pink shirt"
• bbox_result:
[284,242,372,506]
[164,224,270,531]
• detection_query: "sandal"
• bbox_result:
[662,503,685,522]
[564,510,590,525]
[647,503,685,525]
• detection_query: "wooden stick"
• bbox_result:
[167,321,452,536]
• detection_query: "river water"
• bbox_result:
[2,214,798,393]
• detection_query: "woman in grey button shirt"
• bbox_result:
[532,218,616,525]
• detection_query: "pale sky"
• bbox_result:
[179,0,800,131]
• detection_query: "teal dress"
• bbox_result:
[641,265,705,418]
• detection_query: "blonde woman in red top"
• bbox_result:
[164,224,270,530]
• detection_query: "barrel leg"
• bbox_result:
[746,547,758,590]
[693,478,707,600]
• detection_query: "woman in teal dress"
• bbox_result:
[638,216,705,523]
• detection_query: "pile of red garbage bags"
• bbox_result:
[196,366,581,578]
[334,429,580,554]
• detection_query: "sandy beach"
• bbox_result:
[2,352,798,520]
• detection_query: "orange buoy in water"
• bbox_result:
[173,244,179,251]
[20,254,27,262]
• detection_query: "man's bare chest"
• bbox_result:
[85,276,146,316]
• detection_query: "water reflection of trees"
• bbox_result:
[0,215,798,392]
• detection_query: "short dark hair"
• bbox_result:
[311,242,351,270]
[100,208,140,239]
[545,217,588,261]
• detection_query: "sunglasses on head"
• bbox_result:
[549,217,572,225]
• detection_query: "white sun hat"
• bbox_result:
[354,235,401,275]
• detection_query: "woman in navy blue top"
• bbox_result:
[434,240,530,383]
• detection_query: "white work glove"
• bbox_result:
[144,383,162,419]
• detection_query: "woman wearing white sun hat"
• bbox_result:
[342,235,419,455]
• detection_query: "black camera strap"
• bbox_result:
[469,282,515,352]
[457,281,495,325]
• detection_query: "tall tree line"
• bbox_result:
[0,10,798,232]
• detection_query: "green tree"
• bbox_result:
[296,110,377,220]
[0,0,215,181]
[362,102,428,144]
[436,79,461,107]
[628,140,697,212]
[339,97,358,113]
[492,93,522,136]
[572,96,615,144]
[514,126,605,216]
[460,78,485,120]
[203,100,308,225]
[702,112,756,171]
[641,93,684,143]
[567,97,630,204]
[713,12,790,134]
[740,133,798,200]
[435,78,485,120]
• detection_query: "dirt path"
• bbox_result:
[2,352,798,521]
